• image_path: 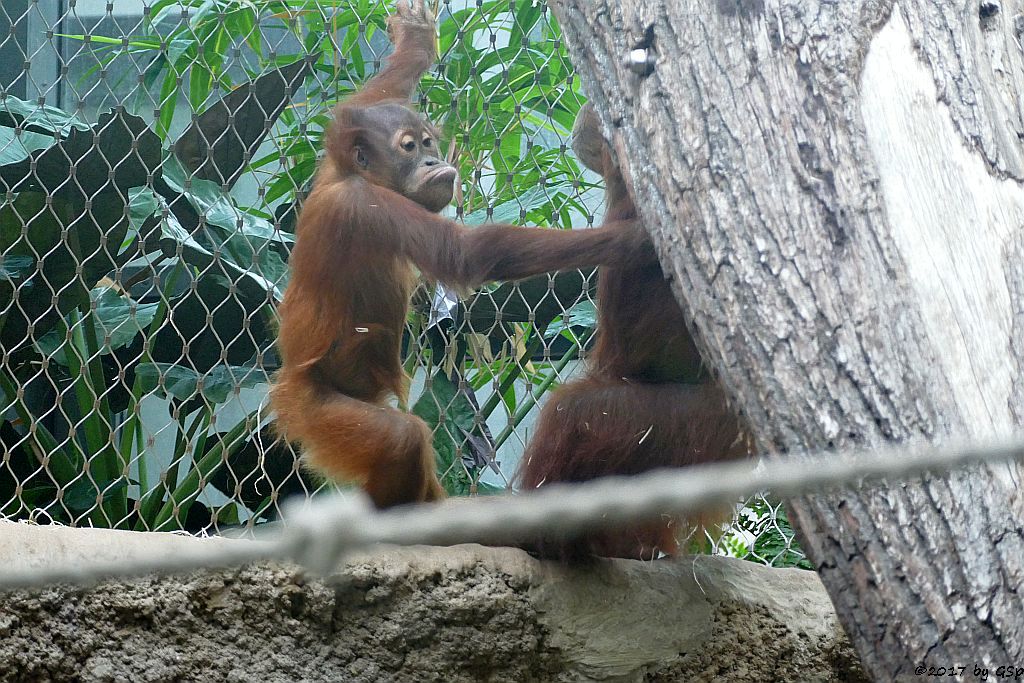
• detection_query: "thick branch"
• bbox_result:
[549,0,1024,674]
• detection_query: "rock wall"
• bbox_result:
[0,522,866,681]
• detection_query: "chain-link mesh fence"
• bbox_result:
[0,0,806,569]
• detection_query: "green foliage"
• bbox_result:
[1,0,601,526]
[90,0,596,226]
[719,498,813,570]
[0,60,296,528]
[1,6,807,575]
[412,370,502,496]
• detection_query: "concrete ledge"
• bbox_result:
[0,521,866,682]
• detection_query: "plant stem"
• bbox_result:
[80,308,126,525]
[151,412,254,531]
[0,370,80,482]
[136,408,209,531]
[477,332,542,420]
[122,261,182,528]
[492,330,588,451]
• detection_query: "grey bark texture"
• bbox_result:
[548,0,1024,677]
[0,523,862,682]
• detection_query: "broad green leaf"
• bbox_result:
[0,127,56,166]
[136,361,265,405]
[63,478,129,515]
[543,299,597,340]
[0,95,90,134]
[0,255,34,283]
[412,370,493,496]
[36,285,159,365]
[462,186,551,225]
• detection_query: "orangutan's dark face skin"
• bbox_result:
[347,103,457,213]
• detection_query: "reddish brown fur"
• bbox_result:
[515,104,749,561]
[271,2,635,508]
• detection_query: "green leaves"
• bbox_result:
[544,299,596,341]
[159,156,291,302]
[0,55,303,529]
[173,57,314,186]
[0,127,57,166]
[412,370,501,496]
[0,0,599,528]
[0,107,165,351]
[1,108,162,197]
[0,193,94,349]
[36,286,159,365]
[0,95,91,135]
[425,0,588,227]
[0,255,34,283]
[721,498,813,569]
[136,361,265,405]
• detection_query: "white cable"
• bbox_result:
[0,435,1021,589]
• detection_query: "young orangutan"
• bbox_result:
[514,104,751,561]
[270,1,635,508]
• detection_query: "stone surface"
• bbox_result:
[0,522,865,681]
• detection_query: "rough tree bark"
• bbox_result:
[549,0,1024,678]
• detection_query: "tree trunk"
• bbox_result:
[549,0,1024,676]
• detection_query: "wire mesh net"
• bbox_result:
[0,0,806,569]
